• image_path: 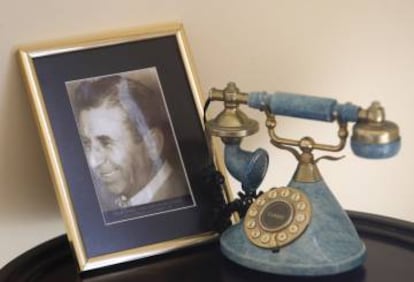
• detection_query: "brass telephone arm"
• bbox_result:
[264,109,349,157]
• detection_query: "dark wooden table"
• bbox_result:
[1,211,414,282]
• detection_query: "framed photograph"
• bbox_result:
[18,23,229,271]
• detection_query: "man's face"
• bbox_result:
[78,103,153,197]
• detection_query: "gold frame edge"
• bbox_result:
[176,27,235,207]
[17,50,88,268]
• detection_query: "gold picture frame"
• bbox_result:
[17,23,230,271]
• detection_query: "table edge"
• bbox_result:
[1,211,414,281]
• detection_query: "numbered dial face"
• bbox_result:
[243,187,312,249]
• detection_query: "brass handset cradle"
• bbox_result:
[205,82,400,276]
[207,82,257,139]
[264,109,347,182]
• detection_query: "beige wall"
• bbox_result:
[1,0,413,267]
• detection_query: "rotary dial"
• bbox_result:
[244,187,312,249]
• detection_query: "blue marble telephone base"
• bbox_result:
[220,179,366,276]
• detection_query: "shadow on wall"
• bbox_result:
[0,52,60,221]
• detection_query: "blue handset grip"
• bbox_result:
[248,91,360,122]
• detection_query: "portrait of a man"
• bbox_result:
[66,68,194,223]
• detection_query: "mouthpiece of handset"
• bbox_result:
[224,143,269,193]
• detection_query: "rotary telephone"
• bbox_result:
[204,82,400,276]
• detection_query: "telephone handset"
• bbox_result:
[205,82,400,276]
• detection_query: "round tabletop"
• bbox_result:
[1,211,414,282]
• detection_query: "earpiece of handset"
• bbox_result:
[350,102,400,159]
[351,120,400,159]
